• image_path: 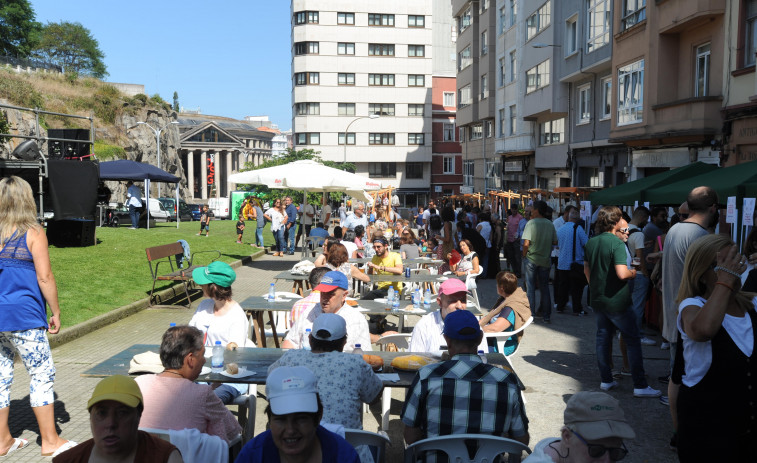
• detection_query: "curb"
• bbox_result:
[49,248,266,349]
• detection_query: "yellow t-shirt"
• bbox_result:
[371,252,404,291]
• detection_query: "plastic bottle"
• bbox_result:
[169,323,176,327]
[423,288,432,309]
[303,328,312,351]
[352,344,364,355]
[268,283,276,302]
[478,350,488,364]
[387,287,395,304]
[413,289,421,309]
[392,295,400,312]
[211,341,224,373]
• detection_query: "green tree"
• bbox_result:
[0,0,41,58]
[34,21,107,78]
[172,91,179,112]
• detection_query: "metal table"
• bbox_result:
[273,270,311,297]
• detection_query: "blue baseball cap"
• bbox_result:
[443,310,482,340]
[314,270,349,292]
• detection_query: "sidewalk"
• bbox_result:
[4,252,676,462]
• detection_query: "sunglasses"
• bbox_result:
[619,227,629,234]
[571,430,628,461]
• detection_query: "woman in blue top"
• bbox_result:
[0,176,75,457]
[481,271,531,356]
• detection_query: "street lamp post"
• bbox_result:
[137,120,179,198]
[343,114,379,163]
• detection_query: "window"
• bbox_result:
[480,0,490,13]
[408,133,425,145]
[747,0,757,66]
[566,16,578,55]
[601,76,612,119]
[526,59,550,93]
[587,0,610,52]
[459,46,472,70]
[617,59,644,125]
[480,74,488,100]
[443,92,456,107]
[509,105,517,135]
[499,58,506,86]
[443,123,455,141]
[294,11,318,25]
[408,15,425,27]
[408,104,425,116]
[526,1,551,41]
[539,119,564,145]
[498,109,505,136]
[337,43,355,55]
[695,43,711,97]
[338,103,355,116]
[499,7,506,35]
[622,0,646,30]
[369,163,396,177]
[294,102,320,115]
[459,6,472,33]
[294,42,319,55]
[368,74,395,86]
[296,133,320,145]
[337,12,355,25]
[458,85,472,108]
[486,160,501,189]
[406,162,423,179]
[485,120,493,138]
[510,0,517,27]
[408,45,425,57]
[408,74,425,86]
[481,31,488,55]
[294,72,319,85]
[463,160,474,186]
[368,103,395,116]
[471,124,483,140]
[443,156,455,174]
[368,14,394,26]
[338,73,355,85]
[338,133,355,145]
[578,84,591,123]
[509,51,517,82]
[368,43,395,56]
[369,133,395,145]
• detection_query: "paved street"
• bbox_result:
[4,251,676,462]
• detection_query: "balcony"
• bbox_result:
[651,96,722,133]
[657,0,725,35]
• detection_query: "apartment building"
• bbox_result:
[291,1,442,207]
[453,0,499,194]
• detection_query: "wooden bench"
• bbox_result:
[145,242,220,307]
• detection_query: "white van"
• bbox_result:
[208,197,230,219]
[142,198,171,221]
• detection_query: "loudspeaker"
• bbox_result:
[48,129,91,160]
[47,219,96,247]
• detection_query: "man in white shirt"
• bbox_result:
[298,200,316,249]
[282,271,372,351]
[320,193,332,228]
[408,279,487,356]
[125,181,143,229]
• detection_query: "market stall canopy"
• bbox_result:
[99,159,180,183]
[643,160,757,206]
[228,159,380,202]
[588,162,718,206]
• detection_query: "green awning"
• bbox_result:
[588,162,718,206]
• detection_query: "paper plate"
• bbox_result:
[200,366,211,376]
[220,368,255,379]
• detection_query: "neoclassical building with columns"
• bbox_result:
[176,115,275,200]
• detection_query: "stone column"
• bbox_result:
[226,151,232,197]
[186,150,194,199]
[200,151,208,201]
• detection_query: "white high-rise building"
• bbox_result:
[291,1,436,202]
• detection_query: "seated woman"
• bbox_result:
[399,230,420,259]
[340,229,359,259]
[135,326,242,442]
[353,225,367,258]
[450,239,480,277]
[324,243,370,286]
[479,271,531,356]
[188,261,252,404]
[313,237,340,267]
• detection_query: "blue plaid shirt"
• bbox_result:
[401,354,528,462]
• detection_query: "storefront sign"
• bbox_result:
[632,150,689,168]
[460,186,474,194]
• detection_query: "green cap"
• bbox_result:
[192,261,236,287]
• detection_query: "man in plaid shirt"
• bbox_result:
[401,310,529,456]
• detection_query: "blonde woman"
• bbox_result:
[0,176,76,457]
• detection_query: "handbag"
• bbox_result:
[569,223,587,282]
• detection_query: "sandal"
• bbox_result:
[0,438,28,457]
[41,440,78,458]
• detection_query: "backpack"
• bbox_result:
[429,214,442,231]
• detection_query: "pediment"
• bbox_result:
[180,122,243,145]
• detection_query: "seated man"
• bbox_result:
[282,271,372,351]
[401,310,529,447]
[269,314,383,463]
[54,375,182,463]
[235,366,360,463]
[135,326,241,442]
[363,236,403,300]
[479,271,531,356]
[408,279,487,355]
[289,267,330,326]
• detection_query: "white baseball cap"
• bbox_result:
[266,366,319,415]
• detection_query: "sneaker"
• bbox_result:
[574,310,588,316]
[633,386,662,398]
[641,337,656,346]
[600,381,618,391]
[660,341,671,350]
[659,395,669,406]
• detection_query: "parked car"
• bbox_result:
[142,198,171,221]
[189,203,215,221]
[158,197,193,221]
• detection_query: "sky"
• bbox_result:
[30,0,293,130]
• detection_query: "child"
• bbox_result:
[198,205,210,237]
[236,210,245,244]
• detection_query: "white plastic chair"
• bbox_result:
[465,267,484,308]
[140,427,239,462]
[483,316,534,360]
[345,429,392,463]
[404,434,531,463]
[374,333,411,352]
[232,390,257,443]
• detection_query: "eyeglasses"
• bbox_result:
[619,227,629,234]
[571,430,628,461]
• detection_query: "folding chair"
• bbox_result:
[404,434,531,463]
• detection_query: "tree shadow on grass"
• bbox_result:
[7,393,70,445]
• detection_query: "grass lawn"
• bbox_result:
[49,219,273,327]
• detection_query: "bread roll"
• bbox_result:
[225,363,239,375]
[226,342,238,351]
[362,354,384,371]
[391,355,436,371]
